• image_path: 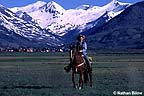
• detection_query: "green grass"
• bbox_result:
[0,52,144,96]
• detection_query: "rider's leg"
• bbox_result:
[83,54,93,87]
[83,54,92,71]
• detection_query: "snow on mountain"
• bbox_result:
[11,1,66,29]
[101,0,131,17]
[87,1,144,49]
[10,1,47,13]
[10,0,130,37]
[67,0,130,35]
[0,5,63,47]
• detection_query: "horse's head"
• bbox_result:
[69,44,78,58]
[69,45,76,50]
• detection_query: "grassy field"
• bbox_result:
[0,52,144,96]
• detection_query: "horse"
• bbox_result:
[69,45,92,89]
[69,45,85,89]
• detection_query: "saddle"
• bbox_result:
[64,56,92,73]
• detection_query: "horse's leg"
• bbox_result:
[79,74,81,88]
[79,72,84,89]
[89,71,93,87]
[72,72,76,88]
[84,70,89,84]
[81,73,84,88]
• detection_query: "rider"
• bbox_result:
[76,34,92,71]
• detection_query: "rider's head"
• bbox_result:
[77,34,85,42]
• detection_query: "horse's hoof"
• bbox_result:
[76,85,78,89]
[73,85,78,89]
[79,86,82,90]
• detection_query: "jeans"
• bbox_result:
[83,54,91,70]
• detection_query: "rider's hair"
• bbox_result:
[77,34,85,41]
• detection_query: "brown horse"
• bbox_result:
[69,45,92,89]
[69,45,85,89]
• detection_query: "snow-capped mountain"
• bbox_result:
[0,0,131,48]
[87,1,144,49]
[11,1,66,29]
[10,0,130,36]
[0,5,63,47]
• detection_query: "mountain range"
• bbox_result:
[0,3,63,48]
[10,0,130,36]
[1,0,143,50]
[87,1,144,50]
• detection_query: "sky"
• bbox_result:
[0,0,143,9]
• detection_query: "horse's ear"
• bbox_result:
[69,45,73,49]
[72,45,76,48]
[69,44,76,49]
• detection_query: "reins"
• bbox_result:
[76,62,84,68]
